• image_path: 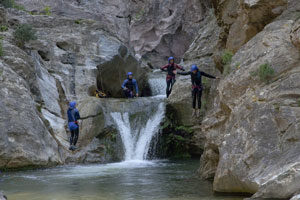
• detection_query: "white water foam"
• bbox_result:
[111,103,165,161]
[148,71,166,96]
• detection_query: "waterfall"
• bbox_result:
[111,102,165,161]
[148,70,166,96]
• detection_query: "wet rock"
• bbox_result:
[291,194,300,200]
[0,192,6,200]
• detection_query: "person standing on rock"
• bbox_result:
[179,65,219,117]
[67,101,81,151]
[122,72,139,98]
[160,57,185,98]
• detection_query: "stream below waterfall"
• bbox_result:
[0,73,244,200]
[0,160,243,200]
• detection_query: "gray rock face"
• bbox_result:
[14,0,211,66]
[195,1,300,198]
[0,6,150,168]
[212,0,287,53]
[129,0,211,66]
[0,61,62,169]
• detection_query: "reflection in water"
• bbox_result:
[0,160,243,200]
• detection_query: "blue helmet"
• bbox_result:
[69,101,76,108]
[168,57,174,63]
[191,64,198,72]
[127,72,133,76]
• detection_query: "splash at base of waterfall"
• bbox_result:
[111,102,165,161]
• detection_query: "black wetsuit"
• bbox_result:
[122,78,138,98]
[161,63,184,98]
[179,70,215,109]
[67,107,81,147]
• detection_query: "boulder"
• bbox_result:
[167,77,193,126]
[197,6,300,198]
[96,36,151,98]
[0,61,62,169]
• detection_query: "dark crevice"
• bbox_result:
[56,41,70,51]
[38,50,50,61]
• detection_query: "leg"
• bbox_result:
[123,89,132,98]
[168,78,176,96]
[73,128,79,146]
[196,89,202,117]
[198,89,202,110]
[69,130,75,150]
[192,88,197,117]
[192,88,197,109]
[70,130,75,145]
[166,80,171,98]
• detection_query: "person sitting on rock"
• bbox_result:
[160,57,185,98]
[179,64,219,117]
[121,72,139,98]
[67,101,81,151]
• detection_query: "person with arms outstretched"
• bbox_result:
[160,57,185,98]
[122,72,139,98]
[67,101,81,151]
[179,64,219,117]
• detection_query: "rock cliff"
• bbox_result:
[175,0,300,199]
[1,0,300,199]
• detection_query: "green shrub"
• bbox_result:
[297,99,300,107]
[36,104,42,113]
[74,19,82,24]
[0,0,25,10]
[0,25,8,32]
[13,3,24,10]
[0,0,14,8]
[221,50,234,75]
[135,8,145,20]
[0,40,3,57]
[258,63,275,83]
[222,50,233,65]
[13,24,37,47]
[43,6,51,16]
[235,62,241,69]
[250,63,275,83]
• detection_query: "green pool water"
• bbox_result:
[0,160,244,200]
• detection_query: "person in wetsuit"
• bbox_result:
[67,101,81,151]
[122,72,139,98]
[179,64,219,117]
[160,57,185,98]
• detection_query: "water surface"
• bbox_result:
[0,160,243,200]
